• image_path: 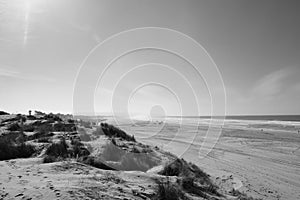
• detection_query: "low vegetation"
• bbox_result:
[155,178,186,200]
[156,158,260,200]
[43,138,90,163]
[0,111,9,115]
[101,123,136,142]
[7,123,21,131]
[0,138,35,161]
[156,158,220,199]
[0,112,261,199]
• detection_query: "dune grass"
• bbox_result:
[157,158,221,199]
[155,178,186,200]
[101,123,135,142]
[0,138,35,161]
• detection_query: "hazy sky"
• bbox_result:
[0,0,299,115]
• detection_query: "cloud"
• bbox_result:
[0,65,55,82]
[252,68,291,97]
[0,67,20,78]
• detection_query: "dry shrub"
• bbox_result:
[0,139,35,161]
[155,178,186,200]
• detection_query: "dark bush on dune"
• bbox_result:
[27,115,36,120]
[44,114,62,122]
[43,139,69,163]
[7,123,21,131]
[73,145,90,157]
[43,137,91,163]
[0,138,35,161]
[52,122,76,132]
[181,176,217,198]
[159,158,220,198]
[71,139,90,157]
[1,131,26,143]
[67,119,75,123]
[43,155,57,163]
[45,139,68,157]
[0,111,9,115]
[160,158,210,182]
[23,124,35,132]
[155,178,186,200]
[35,123,53,134]
[101,123,135,142]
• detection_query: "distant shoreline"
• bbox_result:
[75,115,300,122]
[166,115,300,122]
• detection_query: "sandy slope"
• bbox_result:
[0,158,161,200]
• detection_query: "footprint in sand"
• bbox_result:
[0,190,8,198]
[15,193,24,197]
[21,195,32,200]
[54,189,61,197]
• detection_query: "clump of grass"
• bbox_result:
[154,178,186,200]
[181,176,216,198]
[53,122,76,132]
[71,139,90,157]
[1,131,26,143]
[44,114,62,122]
[0,111,9,115]
[23,124,35,132]
[44,139,68,157]
[101,123,135,142]
[160,158,210,182]
[35,123,53,135]
[43,139,68,163]
[159,158,221,198]
[43,137,90,163]
[7,123,21,131]
[0,138,35,161]
[43,155,59,163]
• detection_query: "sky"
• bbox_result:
[0,0,299,116]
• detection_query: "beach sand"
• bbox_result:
[113,118,300,200]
